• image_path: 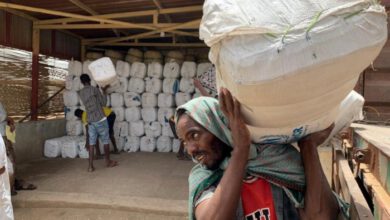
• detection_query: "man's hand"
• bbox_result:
[7,117,15,132]
[102,85,110,93]
[219,88,251,153]
[298,124,334,149]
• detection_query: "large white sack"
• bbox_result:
[147,62,163,78]
[116,60,130,78]
[112,107,125,121]
[114,121,129,137]
[124,136,140,152]
[129,121,144,137]
[162,78,180,94]
[144,121,161,138]
[65,106,79,121]
[140,136,156,152]
[72,77,83,91]
[144,50,162,64]
[63,90,79,107]
[157,108,174,125]
[157,136,172,152]
[128,77,145,93]
[77,138,89,159]
[88,57,118,87]
[115,136,126,151]
[141,93,157,107]
[82,60,92,75]
[61,137,79,158]
[86,52,103,60]
[105,79,121,94]
[172,138,181,153]
[110,93,124,107]
[179,78,195,93]
[66,120,83,136]
[201,0,387,143]
[141,108,157,122]
[175,92,192,106]
[165,51,184,64]
[124,92,141,107]
[105,49,124,61]
[163,62,180,78]
[145,77,162,94]
[130,62,146,78]
[196,63,212,77]
[162,123,174,138]
[180,61,196,78]
[115,77,128,93]
[126,49,143,64]
[106,94,111,107]
[44,137,67,158]
[68,60,82,76]
[158,93,175,108]
[65,75,74,90]
[125,107,141,122]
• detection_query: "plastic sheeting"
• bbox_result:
[163,62,180,78]
[61,137,80,158]
[44,137,67,158]
[124,92,141,107]
[145,121,162,138]
[141,108,157,122]
[140,136,156,152]
[141,93,157,107]
[125,107,141,122]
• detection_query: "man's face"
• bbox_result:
[177,114,230,170]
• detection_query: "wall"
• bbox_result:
[14,119,66,163]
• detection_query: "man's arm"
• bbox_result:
[298,125,339,220]
[6,117,15,132]
[96,86,107,107]
[195,88,251,220]
[194,79,211,97]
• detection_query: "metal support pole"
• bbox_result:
[31,27,40,120]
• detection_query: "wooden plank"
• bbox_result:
[351,124,390,157]
[69,0,98,16]
[336,150,374,219]
[35,23,199,30]
[88,42,206,47]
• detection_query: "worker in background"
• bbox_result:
[74,107,119,158]
[79,74,118,172]
[0,136,14,220]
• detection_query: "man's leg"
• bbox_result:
[3,137,16,194]
[87,124,98,172]
[98,120,118,167]
[107,113,119,153]
[110,134,119,153]
[298,125,339,220]
[94,141,103,159]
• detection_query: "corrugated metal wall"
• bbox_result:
[0,9,80,60]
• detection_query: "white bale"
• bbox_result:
[77,138,89,159]
[66,120,83,136]
[114,121,129,137]
[68,60,82,76]
[180,61,197,78]
[65,75,73,90]
[179,78,195,93]
[116,60,130,78]
[65,106,79,121]
[115,77,128,93]
[82,60,92,75]
[115,136,126,151]
[61,137,79,158]
[63,90,79,107]
[130,62,146,78]
[141,93,157,107]
[140,136,156,152]
[158,93,175,108]
[124,92,141,107]
[165,51,184,64]
[196,63,213,77]
[85,52,103,60]
[72,77,83,91]
[144,51,163,64]
[172,138,181,153]
[129,121,144,137]
[125,107,141,122]
[145,77,162,94]
[147,62,163,78]
[88,57,117,87]
[141,108,157,122]
[156,136,172,152]
[163,62,180,78]
[128,77,145,93]
[111,93,124,107]
[124,136,140,152]
[112,107,125,121]
[157,108,174,125]
[126,49,143,63]
[161,123,174,138]
[175,92,192,106]
[105,78,121,94]
[162,78,180,94]
[144,121,161,138]
[105,49,124,61]
[106,94,111,107]
[44,137,66,158]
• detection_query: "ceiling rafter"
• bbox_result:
[35,23,199,30]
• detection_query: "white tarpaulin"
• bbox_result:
[200,0,387,143]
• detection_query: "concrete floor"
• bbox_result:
[13,148,333,219]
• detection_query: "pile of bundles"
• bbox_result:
[45,49,212,158]
[200,0,387,144]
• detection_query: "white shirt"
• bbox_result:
[0,103,7,137]
[0,136,14,220]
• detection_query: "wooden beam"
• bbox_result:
[152,0,172,23]
[83,33,176,43]
[69,0,98,15]
[100,19,201,44]
[35,5,202,25]
[89,42,206,47]
[35,23,199,29]
[0,2,156,30]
